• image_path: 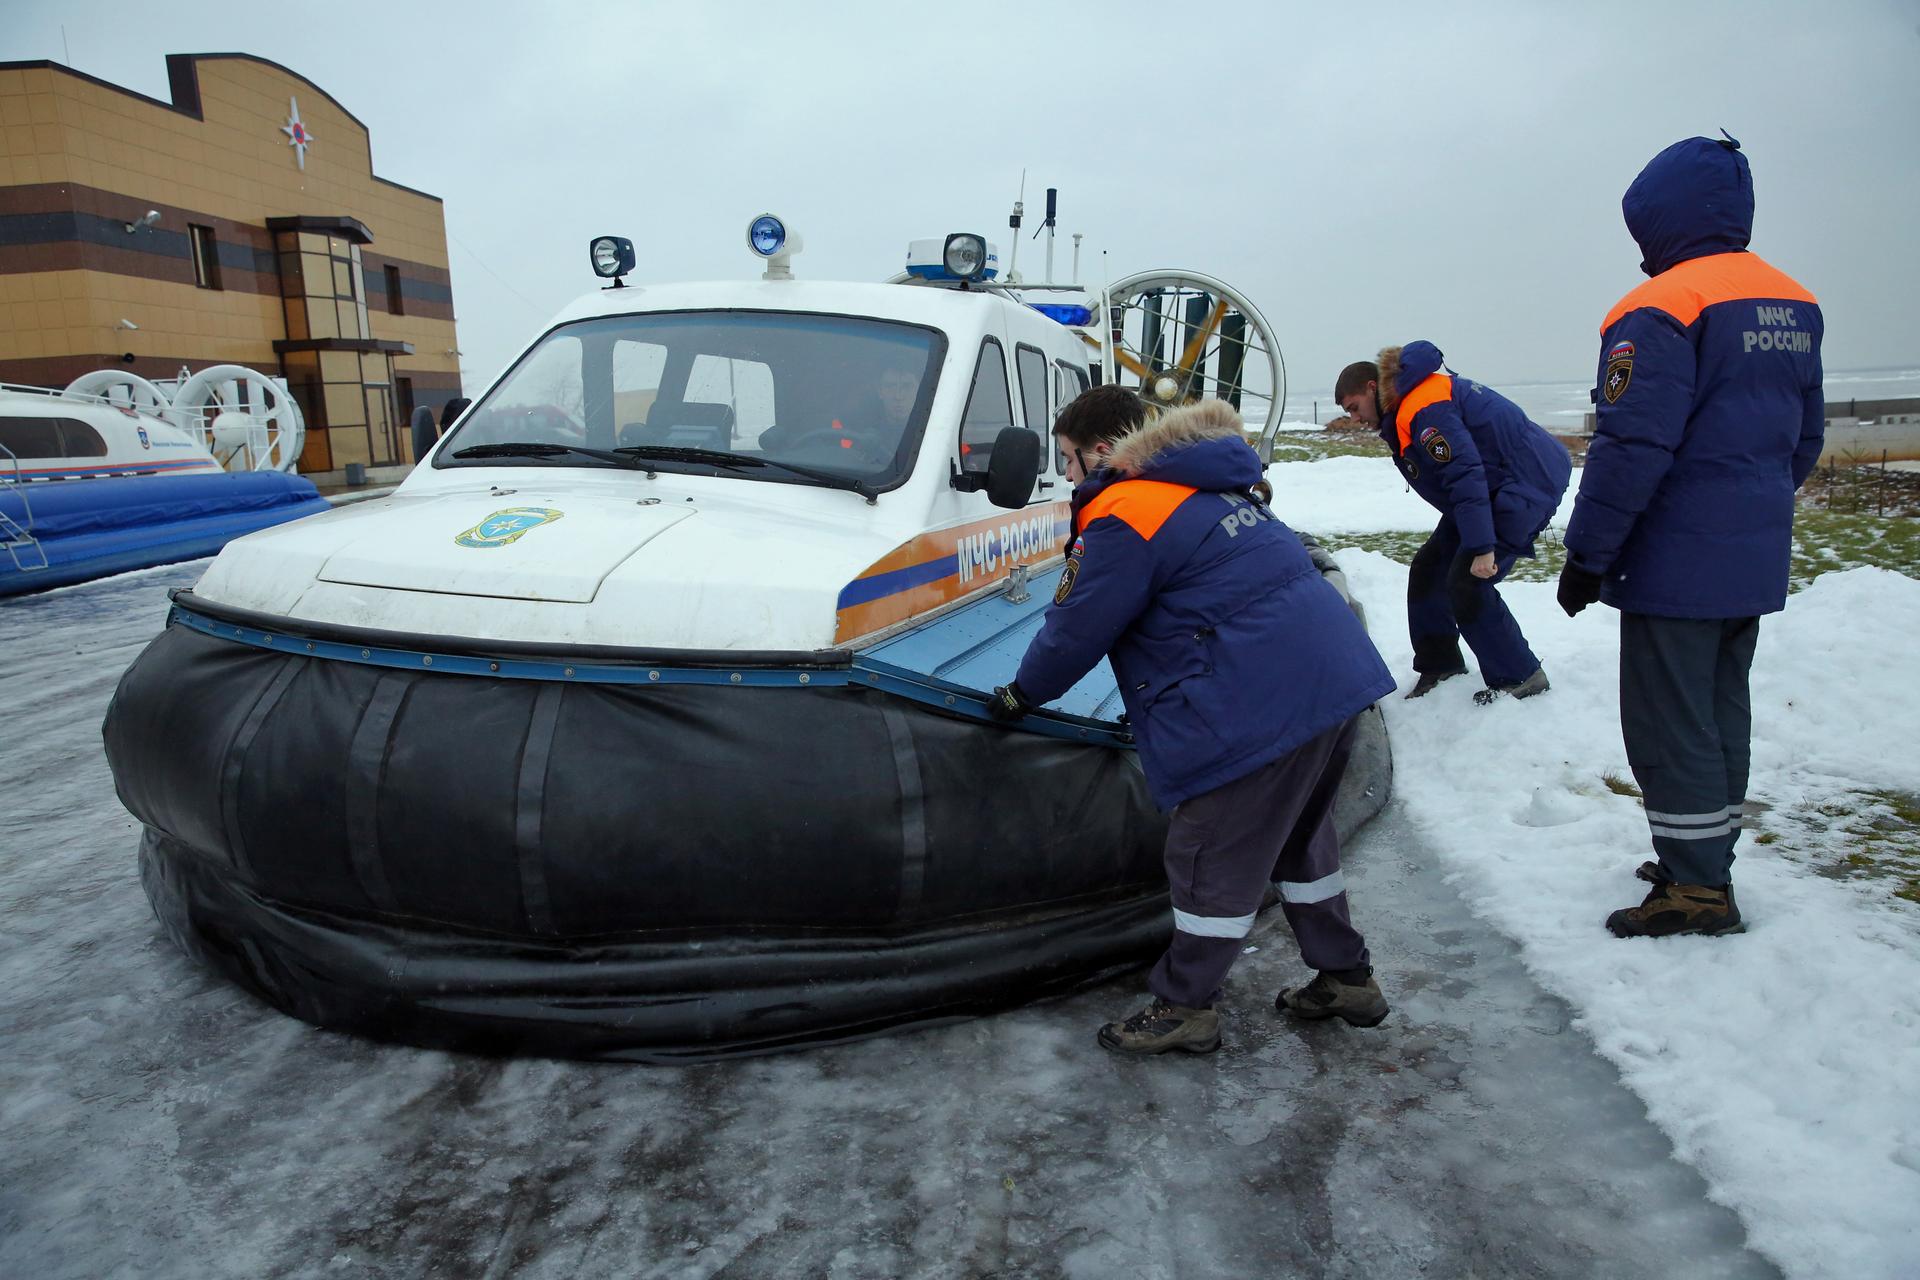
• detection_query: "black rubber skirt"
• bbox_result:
[106,587,1392,1062]
[105,611,1188,1060]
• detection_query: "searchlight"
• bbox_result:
[905,235,1000,286]
[589,235,636,289]
[748,214,804,280]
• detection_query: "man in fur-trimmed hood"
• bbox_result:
[1335,342,1571,703]
[989,386,1396,1055]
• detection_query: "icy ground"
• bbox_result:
[4,457,1918,1277]
[1275,451,1920,1279]
[1,563,1782,1280]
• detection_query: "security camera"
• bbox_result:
[124,210,160,233]
[116,318,140,330]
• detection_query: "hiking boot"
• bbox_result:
[1404,668,1467,699]
[1606,882,1744,938]
[1275,967,1390,1028]
[1473,667,1551,706]
[1097,1000,1221,1055]
[1635,859,1670,885]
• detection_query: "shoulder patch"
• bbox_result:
[1603,357,1633,405]
[1422,429,1453,464]
[1607,339,1635,360]
[1054,557,1079,604]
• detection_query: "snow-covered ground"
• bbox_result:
[1265,451,1920,1278]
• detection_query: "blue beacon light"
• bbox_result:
[748,215,787,257]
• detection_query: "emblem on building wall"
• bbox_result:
[280,97,314,170]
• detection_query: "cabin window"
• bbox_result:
[438,311,943,495]
[959,338,1013,474]
[384,264,404,316]
[189,225,221,291]
[57,419,109,457]
[1052,360,1090,474]
[1014,344,1049,433]
[685,353,777,446]
[0,417,65,460]
[0,417,104,460]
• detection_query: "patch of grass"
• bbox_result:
[1789,510,1920,590]
[1263,431,1390,463]
[1601,771,1643,799]
[1758,788,1920,913]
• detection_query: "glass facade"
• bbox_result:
[274,226,404,472]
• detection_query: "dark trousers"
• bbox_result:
[1148,718,1369,1009]
[1407,513,1540,686]
[1620,613,1759,886]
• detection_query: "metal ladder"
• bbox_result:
[0,444,48,573]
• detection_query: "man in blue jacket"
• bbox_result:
[1559,133,1823,938]
[1335,345,1573,703]
[989,386,1396,1054]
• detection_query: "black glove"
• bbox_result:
[987,682,1032,723]
[1557,563,1604,617]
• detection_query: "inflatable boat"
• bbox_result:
[103,221,1391,1059]
[1,367,327,595]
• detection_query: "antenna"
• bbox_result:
[1100,250,1115,387]
[1005,170,1026,284]
[1072,232,1083,286]
[1037,187,1058,285]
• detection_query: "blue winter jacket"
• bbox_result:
[1014,402,1394,811]
[1564,135,1824,617]
[1375,342,1573,556]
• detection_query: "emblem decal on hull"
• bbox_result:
[455,507,565,548]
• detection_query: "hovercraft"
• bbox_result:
[103,217,1392,1060]
[1,365,327,594]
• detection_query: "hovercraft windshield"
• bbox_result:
[435,311,947,494]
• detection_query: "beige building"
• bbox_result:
[0,53,463,479]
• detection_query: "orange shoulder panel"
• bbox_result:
[1392,374,1452,452]
[1602,251,1819,333]
[1076,478,1197,540]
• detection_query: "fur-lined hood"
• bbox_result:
[1375,341,1446,420]
[1107,398,1248,476]
[1376,345,1404,417]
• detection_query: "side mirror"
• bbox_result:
[441,397,472,430]
[985,426,1040,510]
[409,405,438,461]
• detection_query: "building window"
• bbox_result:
[189,225,222,290]
[385,264,404,316]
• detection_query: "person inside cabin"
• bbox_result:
[1335,345,1572,704]
[989,384,1397,1055]
[763,355,921,460]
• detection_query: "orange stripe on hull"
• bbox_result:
[834,500,1072,645]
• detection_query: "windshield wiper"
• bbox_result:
[450,441,653,470]
[615,445,877,503]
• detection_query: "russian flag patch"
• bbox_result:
[1608,340,1635,360]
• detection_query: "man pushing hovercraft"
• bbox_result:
[990,385,1395,1055]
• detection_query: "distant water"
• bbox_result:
[1273,366,1920,430]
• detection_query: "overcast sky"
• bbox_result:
[9,0,1919,402]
